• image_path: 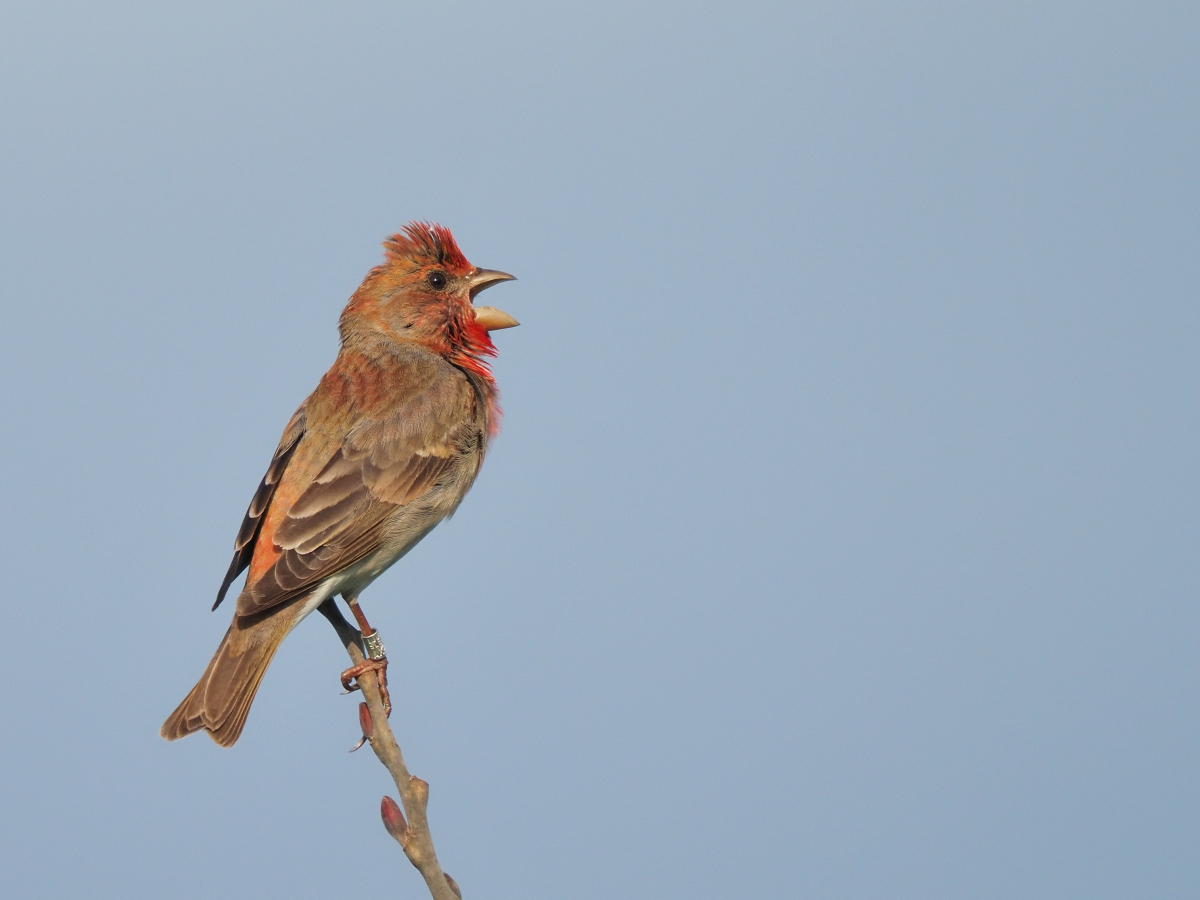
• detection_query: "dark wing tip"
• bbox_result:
[213,554,245,610]
[210,405,307,612]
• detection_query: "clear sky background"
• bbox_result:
[1,2,1196,898]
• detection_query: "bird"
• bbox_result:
[161,222,518,747]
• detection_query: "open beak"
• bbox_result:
[474,306,520,330]
[468,268,519,331]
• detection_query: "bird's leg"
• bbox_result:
[338,592,392,716]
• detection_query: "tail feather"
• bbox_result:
[160,610,293,747]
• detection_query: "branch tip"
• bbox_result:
[324,600,459,900]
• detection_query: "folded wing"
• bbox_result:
[230,357,485,618]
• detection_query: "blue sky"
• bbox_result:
[1,2,1197,897]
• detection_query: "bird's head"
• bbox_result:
[342,222,518,376]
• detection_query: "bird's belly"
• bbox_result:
[287,500,453,631]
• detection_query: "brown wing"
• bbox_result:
[233,353,485,618]
[213,404,307,610]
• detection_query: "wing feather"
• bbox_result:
[230,353,486,618]
[213,405,307,610]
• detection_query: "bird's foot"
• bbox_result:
[339,596,391,716]
[341,654,391,717]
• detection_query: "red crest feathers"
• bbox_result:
[382,222,471,273]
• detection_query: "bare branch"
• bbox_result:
[319,600,462,900]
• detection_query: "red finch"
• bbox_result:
[161,222,518,747]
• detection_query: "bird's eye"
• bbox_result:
[427,271,448,290]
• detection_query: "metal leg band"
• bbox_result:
[362,630,386,660]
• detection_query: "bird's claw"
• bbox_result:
[340,656,391,717]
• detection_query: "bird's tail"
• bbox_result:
[160,608,294,747]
